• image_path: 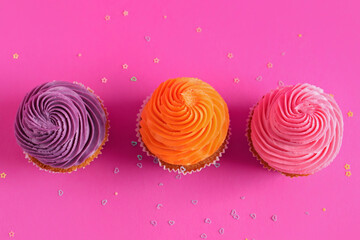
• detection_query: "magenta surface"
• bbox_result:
[0,0,359,239]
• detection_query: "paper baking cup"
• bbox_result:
[246,103,309,178]
[24,82,110,173]
[136,96,231,175]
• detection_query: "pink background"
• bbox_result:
[0,0,359,239]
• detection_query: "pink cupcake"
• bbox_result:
[247,83,343,177]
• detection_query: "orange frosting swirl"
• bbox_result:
[139,78,230,165]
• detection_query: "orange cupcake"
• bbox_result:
[136,77,230,174]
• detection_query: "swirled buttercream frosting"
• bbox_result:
[248,83,343,176]
[15,81,109,172]
[139,78,230,169]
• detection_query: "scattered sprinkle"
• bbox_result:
[168,220,175,226]
[278,80,284,86]
[219,228,224,235]
[175,174,181,179]
[101,77,108,83]
[344,164,350,170]
[267,62,273,68]
[196,27,202,33]
[305,212,310,215]
[346,171,352,177]
[240,196,245,200]
[250,213,256,219]
[114,167,120,174]
[200,233,207,239]
[329,93,334,98]
[136,162,143,168]
[58,190,63,196]
[122,64,128,69]
[347,111,353,117]
[156,203,163,209]
[158,182,164,186]
[232,214,239,220]
[137,155,143,161]
[163,15,167,19]
[204,218,211,224]
[104,15,110,21]
[13,53,19,59]
[77,53,82,57]
[230,209,237,216]
[271,215,277,222]
[256,76,263,81]
[281,52,286,56]
[214,162,220,168]
[130,76,137,82]
[0,172,6,178]
[180,166,186,172]
[227,53,234,59]
[144,36,151,42]
[150,220,157,226]
[114,192,118,196]
[192,200,198,205]
[322,208,326,212]
[123,10,129,16]
[153,158,159,164]
[101,199,107,206]
[234,78,240,83]
[131,141,137,146]
[153,57,160,64]
[298,33,303,37]
[9,231,14,238]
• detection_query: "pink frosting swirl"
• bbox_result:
[250,83,343,175]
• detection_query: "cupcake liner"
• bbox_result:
[24,81,110,173]
[136,96,231,175]
[245,103,309,178]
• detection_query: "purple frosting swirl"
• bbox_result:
[15,81,107,169]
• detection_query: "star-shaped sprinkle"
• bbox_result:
[347,111,353,117]
[9,231,14,237]
[346,171,352,177]
[101,77,107,83]
[298,33,303,37]
[123,10,129,16]
[267,62,273,68]
[227,53,234,59]
[104,15,110,21]
[322,208,326,212]
[122,64,128,69]
[234,78,239,83]
[153,57,160,63]
[344,164,350,170]
[0,172,6,178]
[196,27,202,33]
[13,53,19,59]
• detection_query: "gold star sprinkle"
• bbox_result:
[13,53,19,59]
[298,34,302,37]
[344,164,350,170]
[322,208,326,212]
[9,231,14,237]
[122,64,128,69]
[104,15,110,21]
[101,77,107,83]
[196,27,202,33]
[267,62,273,68]
[234,78,239,83]
[153,57,160,64]
[347,111,353,117]
[346,171,352,177]
[114,192,118,196]
[0,172,6,178]
[123,10,129,16]
[227,53,233,59]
